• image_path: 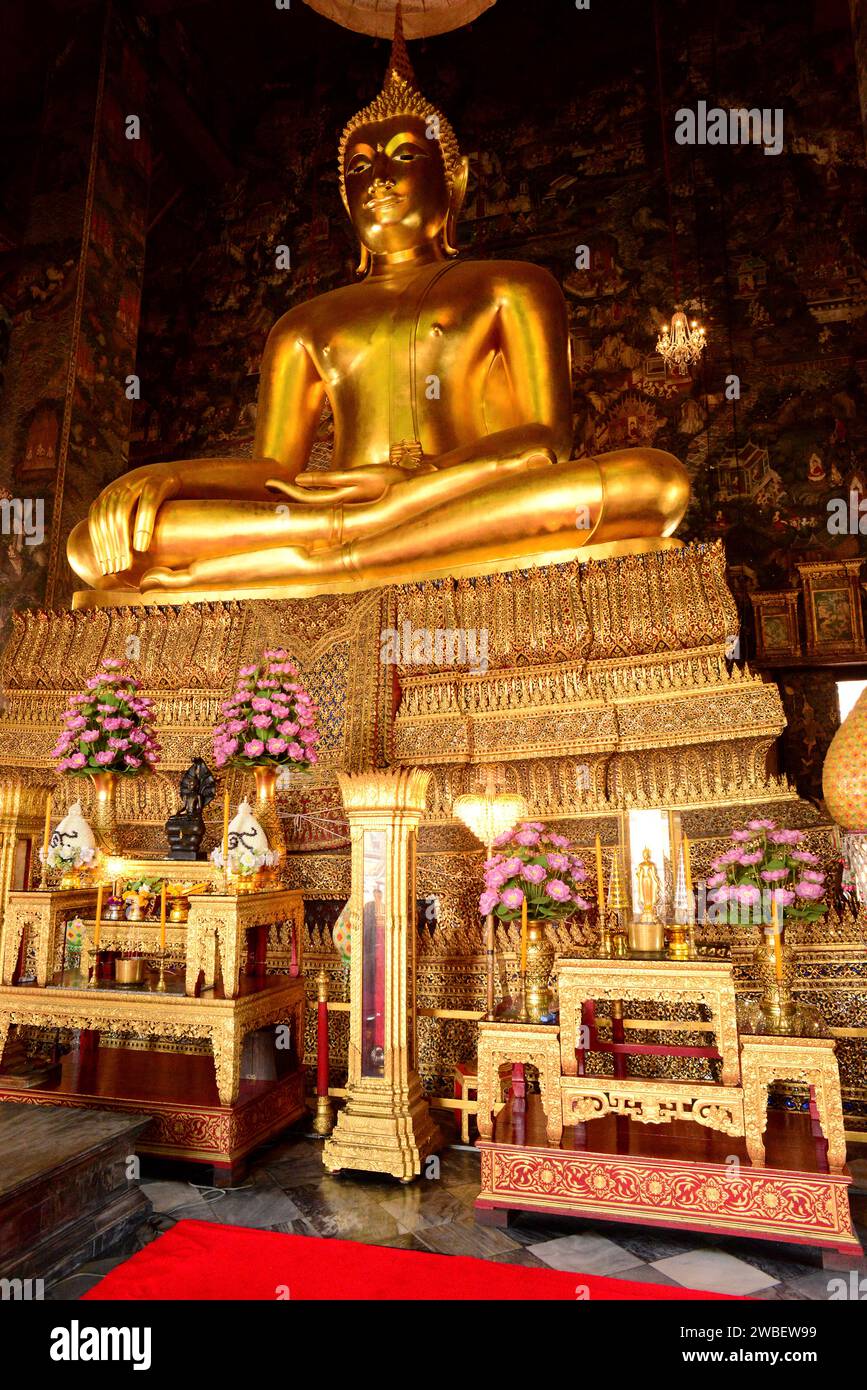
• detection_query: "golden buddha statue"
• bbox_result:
[635,847,662,925]
[68,9,689,604]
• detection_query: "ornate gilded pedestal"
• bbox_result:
[2,889,97,987]
[184,889,304,997]
[741,1033,847,1172]
[323,769,442,1181]
[476,1020,564,1145]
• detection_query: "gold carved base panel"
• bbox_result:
[476,1113,861,1260]
[323,1074,443,1182]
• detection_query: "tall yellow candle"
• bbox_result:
[42,793,53,859]
[222,790,230,864]
[594,833,605,912]
[160,884,167,951]
[93,882,104,950]
[682,833,693,897]
[519,896,528,974]
[771,894,783,983]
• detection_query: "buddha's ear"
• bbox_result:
[355,243,371,278]
[442,156,469,258]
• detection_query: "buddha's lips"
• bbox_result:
[364,193,404,212]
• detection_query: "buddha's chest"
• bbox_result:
[310,278,495,396]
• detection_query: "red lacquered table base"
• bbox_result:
[476,1095,862,1269]
[0,1044,306,1185]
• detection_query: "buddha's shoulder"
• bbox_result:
[266,283,363,341]
[443,257,565,308]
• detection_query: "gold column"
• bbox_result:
[323,768,442,1181]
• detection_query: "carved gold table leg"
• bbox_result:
[216,918,241,999]
[184,924,202,996]
[211,1019,241,1107]
[715,982,741,1086]
[538,1053,563,1144]
[35,903,56,988]
[813,1065,847,1173]
[558,984,579,1077]
[2,910,27,985]
[741,1064,769,1167]
[476,1043,496,1140]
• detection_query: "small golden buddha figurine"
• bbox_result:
[68,7,689,603]
[635,847,662,925]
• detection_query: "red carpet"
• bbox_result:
[84,1219,738,1300]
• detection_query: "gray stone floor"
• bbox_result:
[47,1122,867,1300]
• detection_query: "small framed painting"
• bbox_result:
[750,591,801,661]
[797,561,866,658]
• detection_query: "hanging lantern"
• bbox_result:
[656,308,707,375]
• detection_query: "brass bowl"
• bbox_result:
[115,957,145,984]
[628,919,665,954]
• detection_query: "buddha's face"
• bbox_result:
[344,114,449,256]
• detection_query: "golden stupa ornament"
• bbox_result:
[656,307,707,375]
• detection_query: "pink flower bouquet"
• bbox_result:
[479,821,592,922]
[706,817,827,924]
[213,648,320,771]
[51,658,159,776]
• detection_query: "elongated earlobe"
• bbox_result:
[441,156,469,258]
[355,243,371,278]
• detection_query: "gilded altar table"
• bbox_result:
[0,975,305,1107]
[555,956,741,1087]
[476,1020,563,1145]
[2,889,97,987]
[184,889,304,998]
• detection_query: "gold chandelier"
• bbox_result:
[453,770,527,1020]
[452,787,527,854]
[656,308,707,375]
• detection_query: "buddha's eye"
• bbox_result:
[394,148,424,162]
[347,157,371,176]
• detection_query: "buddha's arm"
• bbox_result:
[478,264,574,463]
[87,309,324,575]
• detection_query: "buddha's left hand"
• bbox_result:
[267,465,417,505]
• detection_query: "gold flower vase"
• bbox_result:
[253,765,287,859]
[89,769,120,852]
[753,927,799,1034]
[524,921,556,1022]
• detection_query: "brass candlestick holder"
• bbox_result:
[156,950,169,993]
[517,964,529,1022]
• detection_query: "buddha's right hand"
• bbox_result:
[89,463,181,576]
[266,464,414,506]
